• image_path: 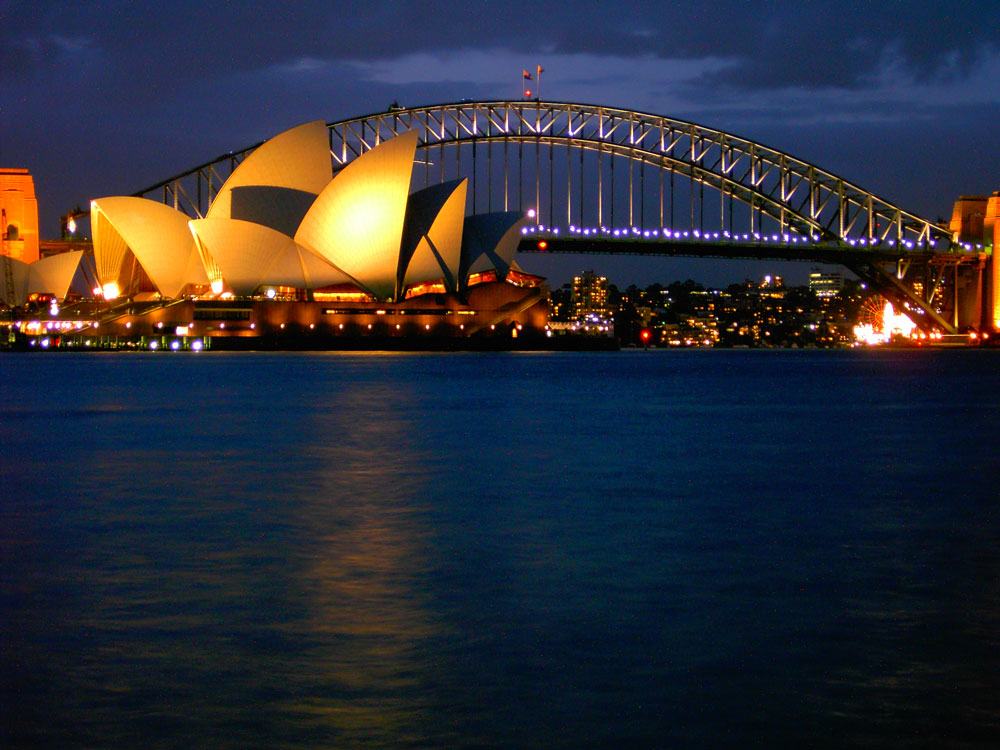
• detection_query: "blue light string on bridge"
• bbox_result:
[520,223,974,251]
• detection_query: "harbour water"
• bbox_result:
[2,349,1000,748]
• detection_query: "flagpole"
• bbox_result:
[537,65,542,100]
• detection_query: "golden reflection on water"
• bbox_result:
[278,378,448,745]
[3,370,458,748]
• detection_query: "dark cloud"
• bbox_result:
[2,0,998,278]
[5,1,998,91]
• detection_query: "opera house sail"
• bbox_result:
[87,123,534,305]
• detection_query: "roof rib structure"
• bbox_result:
[399,179,467,296]
[460,213,530,292]
[91,196,208,298]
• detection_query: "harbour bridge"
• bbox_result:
[134,100,994,334]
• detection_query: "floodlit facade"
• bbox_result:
[89,124,532,305]
[1,169,40,264]
[950,193,1000,329]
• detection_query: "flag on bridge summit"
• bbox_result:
[523,69,533,80]
[537,65,544,76]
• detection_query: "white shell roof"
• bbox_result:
[28,251,84,301]
[91,201,129,286]
[207,120,332,226]
[91,197,209,298]
[0,251,84,306]
[190,218,350,296]
[295,130,419,300]
[80,123,537,302]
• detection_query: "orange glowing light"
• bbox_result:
[856,299,917,345]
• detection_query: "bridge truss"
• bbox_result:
[134,100,986,333]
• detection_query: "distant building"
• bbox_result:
[572,270,609,320]
[1,169,40,263]
[810,271,844,298]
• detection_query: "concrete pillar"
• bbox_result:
[987,194,1000,331]
[988,253,1000,333]
[984,192,999,246]
[957,264,982,329]
[950,195,988,241]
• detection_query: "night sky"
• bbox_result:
[2,0,998,286]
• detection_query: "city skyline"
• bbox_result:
[3,0,998,287]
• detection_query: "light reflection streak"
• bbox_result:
[275,379,450,745]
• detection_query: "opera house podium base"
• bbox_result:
[7,283,623,352]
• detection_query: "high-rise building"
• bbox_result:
[571,270,609,320]
[810,271,844,298]
[1,169,40,263]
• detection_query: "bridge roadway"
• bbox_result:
[517,231,989,334]
[519,233,906,264]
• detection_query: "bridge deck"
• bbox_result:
[518,235,984,267]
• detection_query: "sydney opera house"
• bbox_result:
[3,123,548,349]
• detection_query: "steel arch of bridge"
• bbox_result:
[137,100,952,249]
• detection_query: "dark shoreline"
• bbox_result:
[1,333,621,353]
